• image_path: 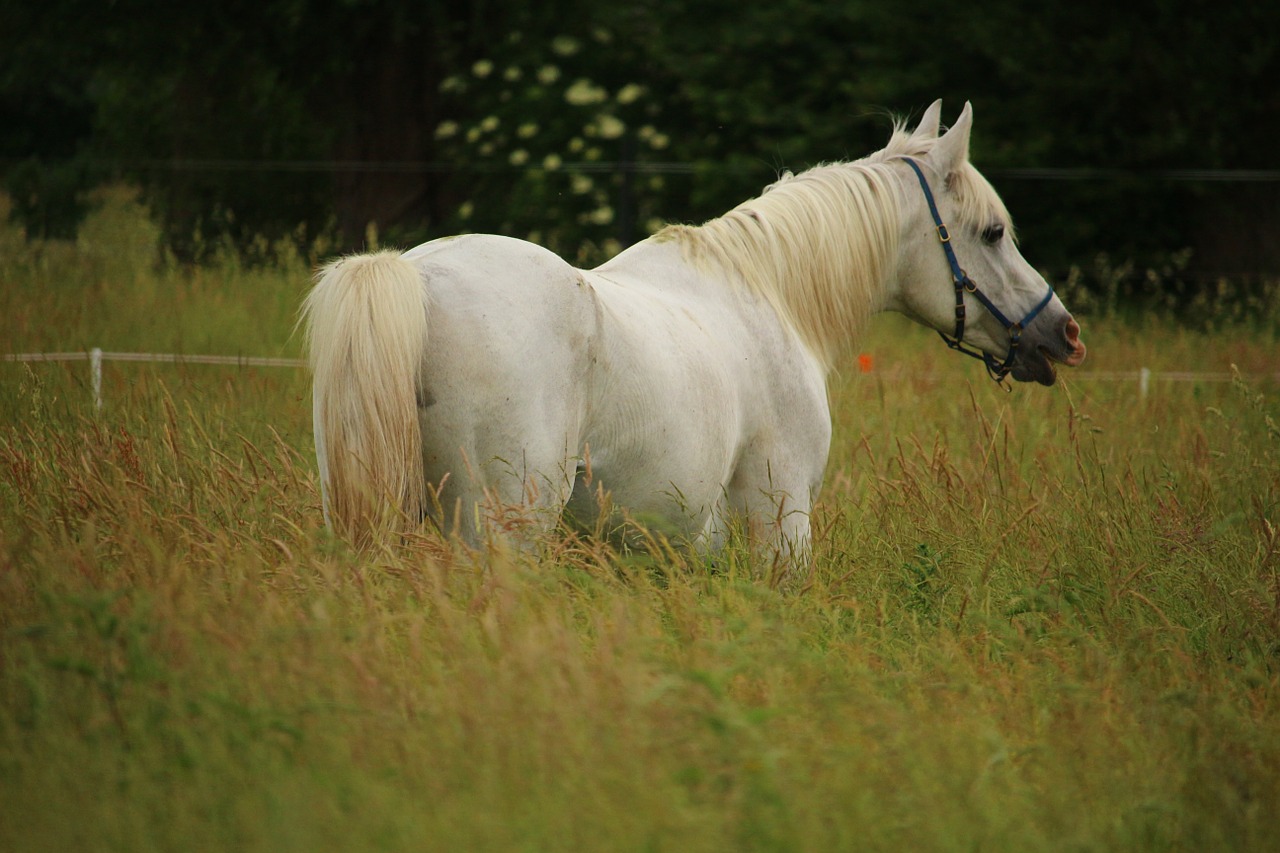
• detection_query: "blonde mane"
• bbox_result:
[656,119,1012,370]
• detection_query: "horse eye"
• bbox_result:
[982,223,1005,245]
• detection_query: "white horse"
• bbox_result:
[302,100,1086,558]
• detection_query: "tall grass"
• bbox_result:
[2,194,1279,851]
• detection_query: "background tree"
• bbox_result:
[3,0,1277,294]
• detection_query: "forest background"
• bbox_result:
[2,0,1278,304]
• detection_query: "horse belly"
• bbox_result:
[566,438,730,534]
[569,356,743,542]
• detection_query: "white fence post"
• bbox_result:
[90,348,103,411]
[1139,367,1151,399]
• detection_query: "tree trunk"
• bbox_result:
[327,32,445,248]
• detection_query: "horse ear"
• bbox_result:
[910,100,943,141]
[929,101,973,174]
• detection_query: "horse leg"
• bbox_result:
[725,458,821,585]
[473,447,578,545]
[418,414,579,549]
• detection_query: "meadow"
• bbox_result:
[2,189,1279,851]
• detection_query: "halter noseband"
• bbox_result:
[903,158,1054,384]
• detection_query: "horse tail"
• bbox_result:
[301,251,428,546]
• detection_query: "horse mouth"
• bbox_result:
[1012,319,1087,386]
[1012,348,1061,386]
[1013,345,1064,384]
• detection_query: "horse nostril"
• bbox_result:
[1062,317,1086,365]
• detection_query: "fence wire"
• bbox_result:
[6,350,1277,412]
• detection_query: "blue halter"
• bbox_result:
[903,158,1055,383]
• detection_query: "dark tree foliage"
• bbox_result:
[3,0,1277,290]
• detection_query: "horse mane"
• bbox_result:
[655,118,1012,370]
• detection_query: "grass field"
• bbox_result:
[3,191,1280,851]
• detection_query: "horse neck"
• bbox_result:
[669,162,901,371]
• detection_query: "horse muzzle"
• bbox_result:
[1010,316,1087,386]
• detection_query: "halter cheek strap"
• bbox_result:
[903,158,1055,383]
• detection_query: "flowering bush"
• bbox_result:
[432,29,680,263]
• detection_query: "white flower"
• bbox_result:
[552,36,580,56]
[517,123,539,139]
[542,154,563,171]
[615,84,645,105]
[434,121,459,140]
[537,65,561,85]
[595,114,626,140]
[565,79,606,106]
[585,206,614,225]
[509,149,529,166]
[472,60,494,78]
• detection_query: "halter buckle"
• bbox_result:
[936,223,951,243]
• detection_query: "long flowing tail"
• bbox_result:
[301,251,428,545]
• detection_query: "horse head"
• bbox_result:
[888,101,1086,385]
